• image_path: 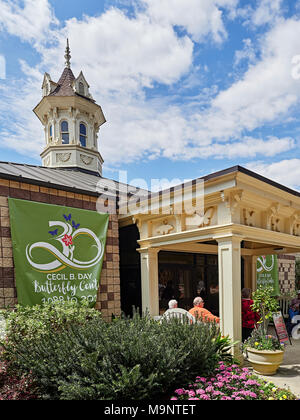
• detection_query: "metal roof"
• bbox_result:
[0,161,148,199]
[1,161,299,202]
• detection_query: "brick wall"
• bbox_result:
[278,254,296,295]
[0,178,120,322]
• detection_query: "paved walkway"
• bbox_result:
[257,337,300,398]
[245,328,300,398]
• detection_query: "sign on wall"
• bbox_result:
[256,255,280,296]
[8,198,109,307]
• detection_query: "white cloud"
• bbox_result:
[0,65,43,157]
[246,159,300,190]
[61,8,194,93]
[0,0,300,171]
[188,18,300,144]
[0,0,58,46]
[141,0,238,43]
[179,136,295,160]
[251,0,284,27]
[235,0,285,28]
[234,38,256,67]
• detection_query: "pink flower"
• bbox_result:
[215,382,224,388]
[245,380,259,386]
[175,389,185,395]
[249,392,257,398]
[213,391,223,396]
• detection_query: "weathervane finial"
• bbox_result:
[64,38,71,69]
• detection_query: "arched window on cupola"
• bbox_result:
[80,123,87,147]
[61,121,69,144]
[49,124,53,143]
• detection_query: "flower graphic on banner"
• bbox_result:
[26,214,104,273]
[62,234,73,247]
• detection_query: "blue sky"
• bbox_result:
[1,0,300,191]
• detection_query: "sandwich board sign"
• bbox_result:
[272,312,290,345]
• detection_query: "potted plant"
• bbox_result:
[243,286,284,376]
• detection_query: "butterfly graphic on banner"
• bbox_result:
[26,213,104,273]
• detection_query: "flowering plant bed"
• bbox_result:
[171,362,297,400]
[0,360,39,400]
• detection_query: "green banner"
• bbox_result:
[256,255,280,296]
[8,198,109,307]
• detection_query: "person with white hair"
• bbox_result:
[188,296,220,323]
[168,299,178,309]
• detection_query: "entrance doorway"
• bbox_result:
[158,252,219,316]
[119,224,142,316]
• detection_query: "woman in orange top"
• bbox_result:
[189,297,220,323]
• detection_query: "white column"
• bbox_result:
[251,255,258,292]
[217,235,243,359]
[139,248,159,316]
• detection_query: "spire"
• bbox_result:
[64,38,71,69]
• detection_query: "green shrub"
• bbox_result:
[0,301,102,361]
[0,360,39,400]
[1,308,234,400]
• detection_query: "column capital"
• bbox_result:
[138,247,160,255]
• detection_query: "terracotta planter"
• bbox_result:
[246,348,284,376]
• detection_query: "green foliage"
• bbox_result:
[251,286,279,335]
[0,315,5,341]
[0,301,102,360]
[0,360,40,400]
[257,379,296,400]
[242,325,283,352]
[1,308,234,400]
[244,287,282,352]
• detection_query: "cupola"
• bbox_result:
[33,40,106,176]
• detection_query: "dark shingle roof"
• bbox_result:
[49,67,76,97]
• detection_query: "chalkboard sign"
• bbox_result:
[272,312,290,345]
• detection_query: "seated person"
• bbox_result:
[168,299,178,309]
[287,307,300,336]
[290,291,300,313]
[189,297,220,323]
